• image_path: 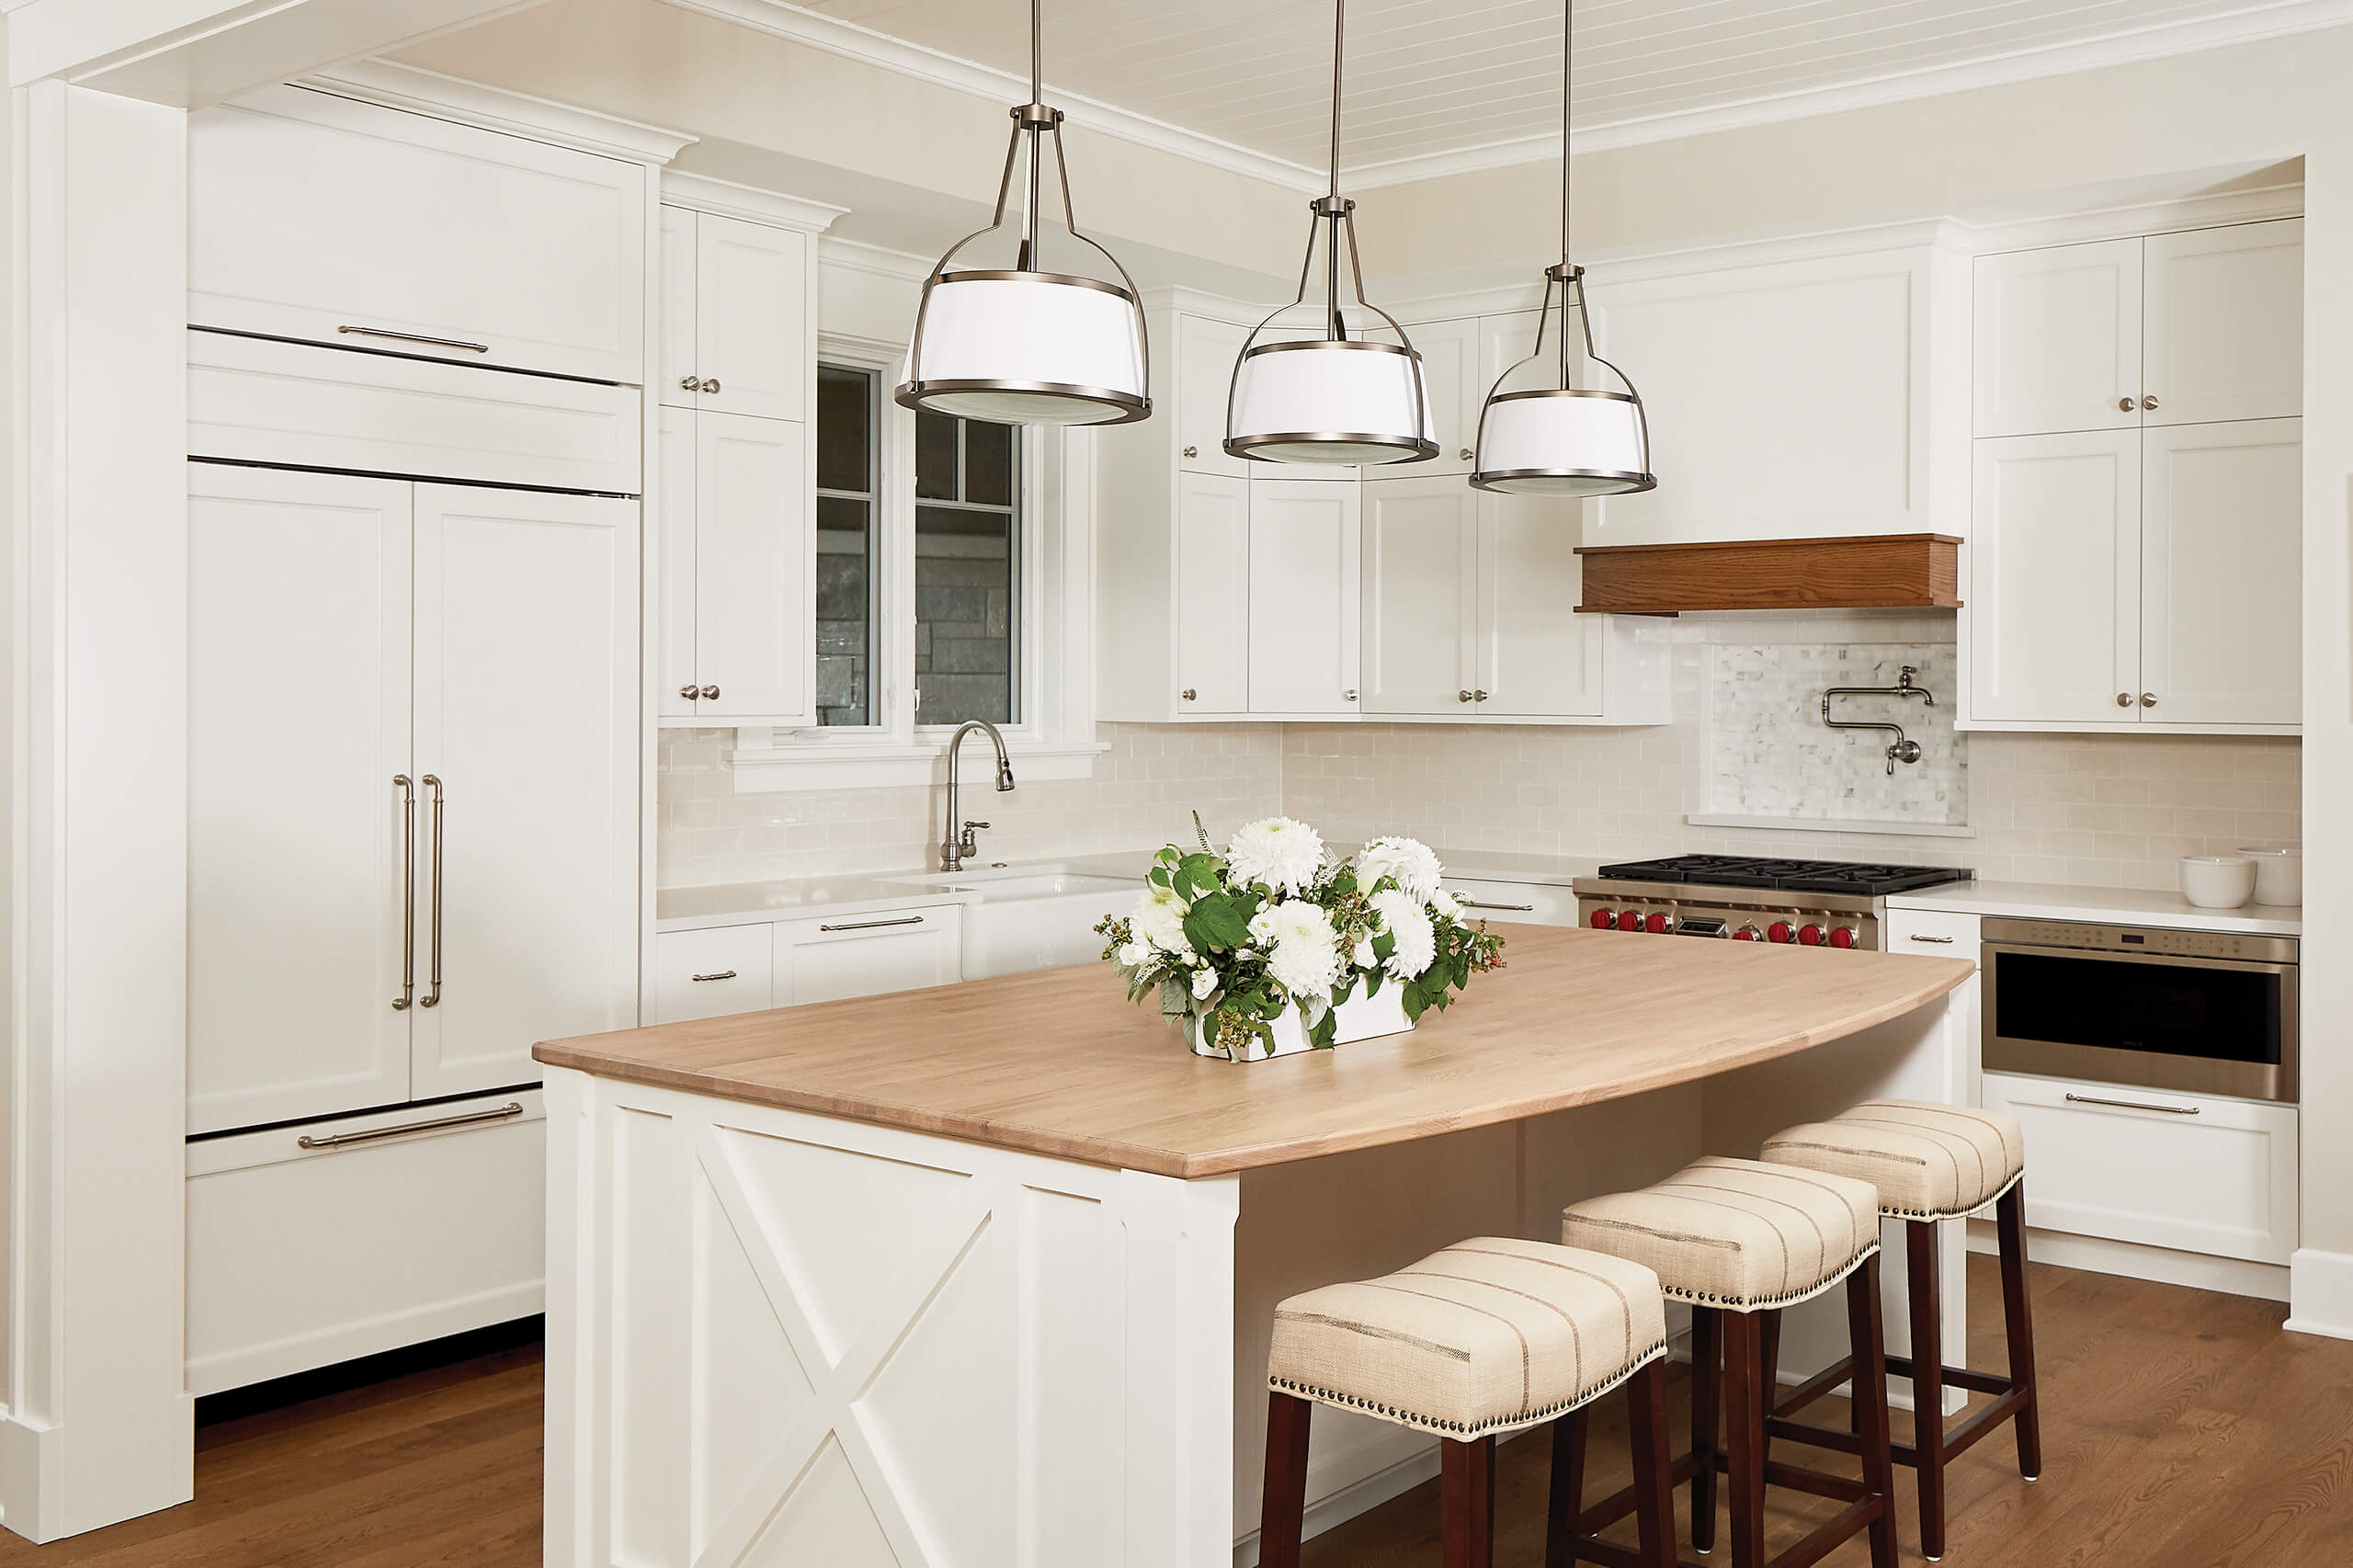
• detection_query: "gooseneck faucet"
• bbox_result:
[939,719,1017,872]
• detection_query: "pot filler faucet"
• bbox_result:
[939,719,1017,872]
[1822,664,1937,776]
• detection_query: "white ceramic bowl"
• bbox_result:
[2179,855,2256,909]
[2235,845,2302,906]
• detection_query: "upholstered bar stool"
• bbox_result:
[1760,1100,2040,1562]
[1560,1157,1898,1568]
[1259,1237,1677,1568]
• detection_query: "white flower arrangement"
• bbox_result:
[1095,815,1509,1061]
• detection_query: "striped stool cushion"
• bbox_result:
[1267,1238,1667,1439]
[1560,1156,1881,1312]
[1762,1099,2026,1220]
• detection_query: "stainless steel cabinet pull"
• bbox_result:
[299,1101,525,1150]
[1458,448,1472,460]
[1906,933,1956,944]
[2116,692,2133,707]
[392,775,415,1010]
[2141,394,2159,411]
[420,775,445,1008]
[1474,689,1489,701]
[2065,1092,2199,1116]
[691,970,739,983]
[1459,689,1474,703]
[1342,688,1358,701]
[1180,688,1197,701]
[701,684,720,700]
[700,378,721,394]
[679,684,700,700]
[1182,445,1199,458]
[2140,692,2156,708]
[818,915,925,933]
[680,376,701,392]
[338,325,489,354]
[1458,898,1534,912]
[2118,396,2136,412]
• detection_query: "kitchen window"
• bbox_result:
[815,363,881,726]
[915,409,1021,727]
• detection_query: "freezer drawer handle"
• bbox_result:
[338,324,490,354]
[818,915,926,933]
[297,1101,525,1150]
[2063,1092,2200,1117]
[691,970,739,983]
[1457,898,1534,912]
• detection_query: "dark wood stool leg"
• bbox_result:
[1998,1180,2045,1481]
[1690,1307,1721,1555]
[1259,1392,1313,1568]
[1757,1310,1782,1471]
[1627,1359,1677,1568]
[1721,1312,1768,1568]
[1442,1435,1496,1568]
[1906,1220,1949,1560]
[1545,1408,1589,1568]
[1846,1256,1900,1568]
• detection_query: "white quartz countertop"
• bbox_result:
[654,851,1154,932]
[1887,880,2302,937]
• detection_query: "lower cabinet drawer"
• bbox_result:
[1980,1072,2297,1265]
[186,1089,546,1394]
[774,904,962,1006]
[654,924,776,1022]
[1884,905,1982,957]
[1441,878,1576,927]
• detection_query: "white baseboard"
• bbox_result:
[2285,1248,2353,1340]
[1964,1219,2290,1302]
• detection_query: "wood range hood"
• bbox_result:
[1574,533,1961,616]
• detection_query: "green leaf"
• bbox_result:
[1361,969,1383,998]
[1159,977,1192,1018]
[1310,1010,1337,1050]
[1175,852,1222,901]
[1182,892,1252,952]
[1401,980,1431,1022]
[1372,930,1397,962]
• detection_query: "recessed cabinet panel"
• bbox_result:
[1175,472,1252,714]
[1968,431,2140,725]
[2143,220,2302,427]
[2139,418,2302,726]
[656,408,699,720]
[694,413,813,723]
[1405,315,1482,476]
[411,486,640,1100]
[187,466,416,1135]
[1477,494,1597,717]
[1973,238,2143,437]
[658,206,699,411]
[695,213,811,423]
[1361,477,1477,714]
[1176,314,1254,479]
[774,908,962,1006]
[1247,480,1361,715]
[654,925,776,1023]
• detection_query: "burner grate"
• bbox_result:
[1596,854,1971,896]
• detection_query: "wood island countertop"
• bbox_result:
[534,926,1972,1178]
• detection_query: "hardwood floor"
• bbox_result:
[2,1256,2347,1566]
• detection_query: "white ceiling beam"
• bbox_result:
[7,0,553,103]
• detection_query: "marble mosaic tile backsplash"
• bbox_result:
[1709,642,1964,825]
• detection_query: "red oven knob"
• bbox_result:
[1733,925,1761,941]
[1617,910,1643,932]
[1645,912,1672,935]
[1798,924,1825,947]
[1767,921,1793,944]
[1829,926,1859,949]
[1590,909,1617,929]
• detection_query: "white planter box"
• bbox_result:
[1190,980,1414,1062]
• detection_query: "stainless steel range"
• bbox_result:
[1571,855,1974,951]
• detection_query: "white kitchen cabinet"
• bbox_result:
[1968,431,2142,728]
[660,206,814,423]
[1399,315,1482,476]
[773,906,963,1006]
[1176,312,1255,479]
[1176,472,1254,715]
[1477,493,1602,718]
[188,85,645,384]
[1972,238,2143,438]
[1438,879,1577,926]
[1247,480,1361,716]
[1361,476,1478,715]
[2143,220,2303,427]
[660,408,814,725]
[654,925,776,1022]
[1980,1072,2298,1266]
[1475,309,1548,400]
[2140,418,2302,726]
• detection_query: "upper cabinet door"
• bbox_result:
[1973,238,2143,437]
[187,465,415,1135]
[2143,220,2303,427]
[1361,476,1478,715]
[411,486,641,1100]
[1968,431,2142,726]
[695,213,812,423]
[1403,316,1482,476]
[1476,494,1599,718]
[1175,472,1253,714]
[658,207,699,411]
[189,85,646,384]
[2140,418,2302,727]
[694,412,813,723]
[1247,480,1361,715]
[655,407,699,719]
[1176,314,1256,479]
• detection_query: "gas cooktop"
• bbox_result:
[1592,855,1972,896]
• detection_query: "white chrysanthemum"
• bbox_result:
[1429,887,1463,922]
[1227,816,1325,896]
[1190,968,1218,1000]
[1131,885,1193,958]
[1359,836,1443,903]
[1255,900,1343,998]
[1117,941,1148,969]
[1372,889,1438,980]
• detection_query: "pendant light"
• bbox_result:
[1224,0,1436,466]
[1471,0,1655,495]
[894,0,1150,426]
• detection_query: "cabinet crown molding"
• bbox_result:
[664,171,849,233]
[300,59,698,165]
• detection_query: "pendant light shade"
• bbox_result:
[896,2,1150,426]
[1471,0,1655,496]
[1225,0,1436,467]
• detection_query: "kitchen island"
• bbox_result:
[535,925,1973,1568]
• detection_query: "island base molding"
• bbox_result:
[2285,1247,2353,1341]
[540,1067,1241,1568]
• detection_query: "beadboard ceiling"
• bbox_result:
[741,0,2353,185]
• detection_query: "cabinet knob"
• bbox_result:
[681,376,701,392]
[2141,394,2159,411]
[1181,688,1197,701]
[701,684,721,700]
[1343,688,1358,702]
[2116,692,2132,708]
[2140,692,2156,708]
[701,378,721,394]
[2119,396,2136,412]
[1459,690,1474,703]
[680,685,700,700]
[1458,448,1472,461]
[1182,445,1199,458]
[1474,689,1489,701]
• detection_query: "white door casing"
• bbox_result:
[1247,479,1362,716]
[2140,417,2302,726]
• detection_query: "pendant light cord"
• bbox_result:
[1031,0,1043,105]
[1329,0,1345,206]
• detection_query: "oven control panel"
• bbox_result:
[1982,916,2296,965]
